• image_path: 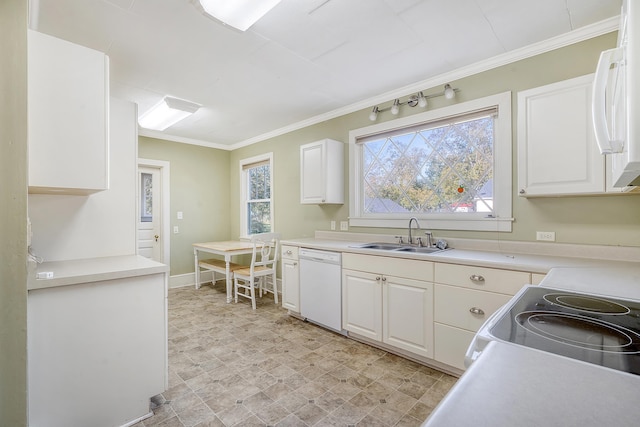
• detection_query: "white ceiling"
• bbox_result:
[30,0,622,149]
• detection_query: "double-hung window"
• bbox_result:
[240,153,273,237]
[349,92,512,232]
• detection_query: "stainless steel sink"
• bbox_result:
[355,243,405,250]
[395,246,448,254]
[352,242,449,254]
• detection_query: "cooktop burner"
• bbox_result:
[490,286,640,375]
[543,293,630,315]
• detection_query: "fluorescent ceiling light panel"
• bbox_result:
[198,0,281,31]
[138,96,200,131]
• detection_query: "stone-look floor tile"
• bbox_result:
[314,391,346,413]
[216,404,251,426]
[193,416,225,427]
[176,402,216,427]
[274,413,308,427]
[275,390,308,413]
[368,404,405,426]
[356,414,389,427]
[254,402,291,425]
[294,403,327,426]
[141,287,459,427]
[170,391,204,413]
[329,402,368,425]
[155,416,186,427]
[407,401,433,421]
[395,414,423,427]
[243,391,275,413]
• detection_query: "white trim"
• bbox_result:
[169,271,283,294]
[239,153,274,239]
[138,128,231,151]
[134,17,618,151]
[137,158,171,267]
[349,92,512,232]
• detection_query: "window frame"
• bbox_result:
[348,92,513,232]
[239,152,274,239]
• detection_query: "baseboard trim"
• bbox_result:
[169,271,282,293]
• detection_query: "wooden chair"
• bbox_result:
[197,258,243,289]
[233,232,280,309]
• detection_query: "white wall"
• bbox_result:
[29,98,138,262]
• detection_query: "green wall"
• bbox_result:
[143,32,640,279]
[0,0,28,424]
[139,137,231,275]
[229,32,640,249]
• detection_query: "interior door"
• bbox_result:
[137,166,162,261]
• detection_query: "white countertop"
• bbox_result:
[281,236,640,274]
[29,254,169,291]
[423,340,640,427]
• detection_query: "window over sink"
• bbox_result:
[349,92,513,232]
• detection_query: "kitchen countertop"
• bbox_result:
[422,340,640,427]
[28,254,169,291]
[281,234,640,274]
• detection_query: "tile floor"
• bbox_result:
[134,281,457,427]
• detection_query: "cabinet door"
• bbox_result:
[28,30,109,194]
[517,74,605,196]
[434,323,475,370]
[300,139,344,204]
[342,269,382,341]
[281,258,300,312]
[383,276,434,359]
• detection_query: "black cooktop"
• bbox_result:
[489,286,640,376]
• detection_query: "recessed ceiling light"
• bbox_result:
[197,0,282,31]
[138,96,200,131]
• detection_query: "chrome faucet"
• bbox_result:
[408,217,420,245]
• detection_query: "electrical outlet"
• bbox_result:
[330,220,336,230]
[536,231,555,241]
[173,226,179,234]
[177,211,183,219]
[340,221,349,231]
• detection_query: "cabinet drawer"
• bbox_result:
[434,323,475,371]
[343,253,433,281]
[281,245,299,260]
[435,284,511,332]
[435,263,530,295]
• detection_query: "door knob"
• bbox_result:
[154,234,159,242]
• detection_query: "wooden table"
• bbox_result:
[193,241,254,303]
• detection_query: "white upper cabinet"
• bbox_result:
[300,139,344,204]
[517,74,608,197]
[28,30,109,195]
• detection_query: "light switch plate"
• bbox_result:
[173,226,179,234]
[340,221,348,231]
[330,220,336,230]
[177,211,183,219]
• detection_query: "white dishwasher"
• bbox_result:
[299,248,343,333]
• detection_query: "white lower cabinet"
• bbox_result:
[434,323,475,370]
[342,253,434,359]
[281,245,300,312]
[28,273,167,427]
[433,263,532,370]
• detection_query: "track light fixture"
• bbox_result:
[368,84,458,121]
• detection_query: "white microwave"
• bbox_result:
[592,0,640,187]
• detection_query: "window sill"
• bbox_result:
[348,216,513,232]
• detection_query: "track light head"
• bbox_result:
[417,92,427,108]
[444,84,455,100]
[391,99,400,115]
[369,106,379,121]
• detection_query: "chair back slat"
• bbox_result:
[249,232,280,275]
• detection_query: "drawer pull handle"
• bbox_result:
[381,276,386,282]
[469,307,485,316]
[285,250,293,255]
[470,274,485,283]
[376,276,381,281]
